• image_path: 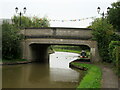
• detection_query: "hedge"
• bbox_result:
[113,46,120,76]
[109,41,120,76]
[109,41,120,63]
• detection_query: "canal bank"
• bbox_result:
[70,61,119,89]
[69,61,102,88]
[0,59,32,65]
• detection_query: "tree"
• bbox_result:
[12,16,50,28]
[3,16,50,60]
[2,21,23,60]
[32,17,50,27]
[107,1,120,31]
[90,18,114,62]
[12,16,32,28]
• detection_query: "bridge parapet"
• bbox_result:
[21,27,93,40]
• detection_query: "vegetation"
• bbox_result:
[107,1,120,31]
[109,41,120,63]
[2,21,22,60]
[114,47,120,77]
[71,62,102,88]
[90,18,115,62]
[109,41,120,76]
[1,1,119,89]
[52,45,81,53]
[89,1,120,77]
[53,48,80,54]
[89,1,120,62]
[52,45,90,54]
[12,16,50,28]
[2,16,50,61]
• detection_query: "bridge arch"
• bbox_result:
[21,38,100,63]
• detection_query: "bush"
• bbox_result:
[109,41,120,63]
[109,41,120,77]
[112,46,120,77]
[107,1,120,32]
[117,47,120,77]
[110,33,120,41]
[90,18,114,62]
[2,21,22,60]
[90,18,120,62]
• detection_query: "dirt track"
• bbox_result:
[98,65,119,88]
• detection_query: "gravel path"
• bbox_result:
[98,65,119,88]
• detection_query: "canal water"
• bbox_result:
[2,52,83,88]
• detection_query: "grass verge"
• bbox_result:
[54,48,80,54]
[71,62,102,88]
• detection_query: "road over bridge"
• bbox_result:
[20,27,100,63]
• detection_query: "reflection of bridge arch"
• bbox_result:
[21,27,100,63]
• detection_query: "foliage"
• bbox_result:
[112,47,120,77]
[109,41,120,62]
[12,16,50,28]
[12,16,32,28]
[116,47,120,77]
[3,16,50,61]
[52,45,90,51]
[71,62,102,88]
[109,41,120,76]
[32,17,50,27]
[52,45,81,50]
[110,33,120,41]
[107,1,120,31]
[90,18,114,62]
[52,45,90,54]
[2,21,23,60]
[53,48,81,54]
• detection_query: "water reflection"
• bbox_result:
[50,68,79,82]
[2,52,82,88]
[50,52,79,69]
[50,52,80,82]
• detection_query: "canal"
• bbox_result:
[2,52,84,88]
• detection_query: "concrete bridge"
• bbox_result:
[20,27,100,63]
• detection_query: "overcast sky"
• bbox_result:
[0,0,118,28]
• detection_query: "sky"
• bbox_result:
[0,0,118,28]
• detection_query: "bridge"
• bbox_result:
[20,27,100,63]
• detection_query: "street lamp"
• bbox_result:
[15,7,27,28]
[97,7,110,18]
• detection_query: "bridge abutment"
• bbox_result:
[90,47,100,63]
[22,41,49,63]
